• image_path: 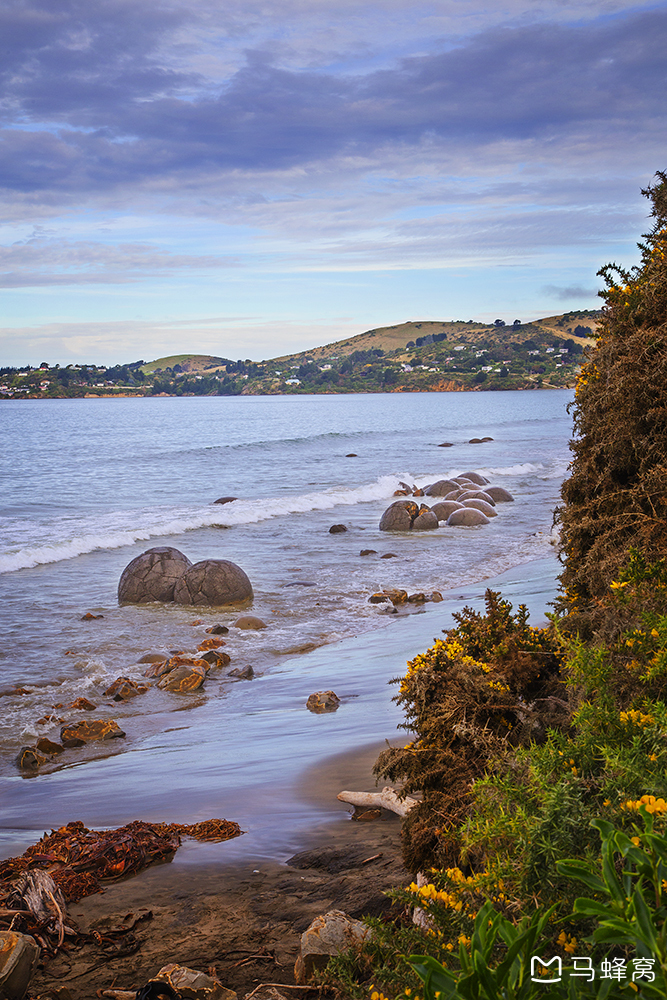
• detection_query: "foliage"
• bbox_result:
[557,172,667,615]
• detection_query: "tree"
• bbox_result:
[557,171,667,609]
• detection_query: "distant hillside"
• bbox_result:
[0,310,601,399]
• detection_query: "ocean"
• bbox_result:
[0,390,572,862]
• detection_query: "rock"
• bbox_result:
[484,486,515,502]
[380,552,397,558]
[233,614,266,629]
[444,489,467,501]
[359,549,377,556]
[174,560,253,606]
[80,612,104,620]
[60,720,126,747]
[206,624,229,634]
[329,524,347,533]
[463,498,497,517]
[345,453,357,457]
[453,476,475,486]
[138,652,168,663]
[153,963,237,1000]
[118,547,192,604]
[408,592,427,603]
[382,588,408,605]
[460,471,490,485]
[229,665,254,680]
[437,442,454,447]
[469,437,483,444]
[35,737,64,755]
[481,436,494,441]
[430,500,464,521]
[353,809,382,821]
[199,649,231,666]
[67,697,96,711]
[412,487,424,496]
[157,663,207,693]
[368,593,389,604]
[306,691,340,713]
[144,654,210,677]
[294,910,371,984]
[198,637,226,650]
[458,489,495,504]
[412,511,438,530]
[104,677,148,701]
[15,747,47,770]
[213,497,238,505]
[429,591,444,602]
[393,489,410,496]
[0,930,40,1000]
[424,479,460,496]
[379,505,412,531]
[447,508,491,526]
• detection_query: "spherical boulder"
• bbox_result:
[379,501,415,531]
[458,489,496,505]
[447,508,490,526]
[430,500,464,521]
[453,476,475,486]
[173,559,253,606]
[329,524,347,534]
[118,547,192,604]
[424,479,461,496]
[463,499,497,517]
[412,510,439,530]
[233,615,266,629]
[484,486,515,502]
[460,471,490,485]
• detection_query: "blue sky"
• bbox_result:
[1,0,665,365]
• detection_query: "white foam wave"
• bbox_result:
[0,474,409,574]
[478,463,545,476]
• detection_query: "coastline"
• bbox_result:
[21,555,561,999]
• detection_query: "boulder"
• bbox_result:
[15,747,47,771]
[0,930,40,1000]
[229,665,254,680]
[233,615,266,630]
[145,654,210,677]
[345,453,357,457]
[380,552,397,558]
[138,652,168,663]
[359,549,377,556]
[379,505,412,531]
[447,508,490,527]
[306,691,340,713]
[294,910,371,984]
[430,500,464,521]
[199,649,231,666]
[198,637,227,650]
[67,697,96,711]
[118,547,192,604]
[157,663,207,693]
[484,486,515,502]
[408,592,427,603]
[206,624,229,634]
[368,594,389,604]
[329,524,347,533]
[35,737,64,755]
[60,720,126,747]
[412,511,439,530]
[453,476,475,486]
[460,471,490,485]
[173,560,253,606]
[104,677,148,701]
[444,489,467,501]
[437,441,454,447]
[424,479,460,496]
[213,497,237,505]
[463,499,497,517]
[458,489,496,505]
[382,588,408,605]
[152,963,236,1000]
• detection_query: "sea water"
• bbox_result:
[0,390,572,861]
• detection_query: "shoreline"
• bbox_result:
[21,557,561,998]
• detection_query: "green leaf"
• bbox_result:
[557,859,607,895]
[631,885,659,952]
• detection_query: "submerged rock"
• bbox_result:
[430,500,464,521]
[463,498,497,517]
[447,508,490,526]
[484,485,515,502]
[104,677,148,701]
[424,479,461,496]
[233,614,266,629]
[412,510,438,530]
[118,547,192,604]
[306,691,340,713]
[157,663,207,693]
[213,496,238,505]
[329,523,347,533]
[174,560,253,607]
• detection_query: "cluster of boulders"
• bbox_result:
[380,472,514,530]
[118,547,253,606]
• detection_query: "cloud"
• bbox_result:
[542,284,600,300]
[0,238,237,286]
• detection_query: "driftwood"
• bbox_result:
[336,787,419,818]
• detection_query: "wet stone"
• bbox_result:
[198,637,226,650]
[199,649,231,666]
[157,663,207,693]
[306,690,340,713]
[228,664,254,680]
[16,747,47,770]
[35,737,64,755]
[67,697,96,711]
[104,677,148,701]
[206,624,229,634]
[60,719,126,748]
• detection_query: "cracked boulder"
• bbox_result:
[173,559,253,606]
[118,547,192,604]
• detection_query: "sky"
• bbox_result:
[1,0,665,366]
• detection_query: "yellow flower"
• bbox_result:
[610,580,629,590]
[631,837,641,846]
[650,754,658,762]
[603,799,611,806]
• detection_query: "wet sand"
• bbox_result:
[29,746,409,1000]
